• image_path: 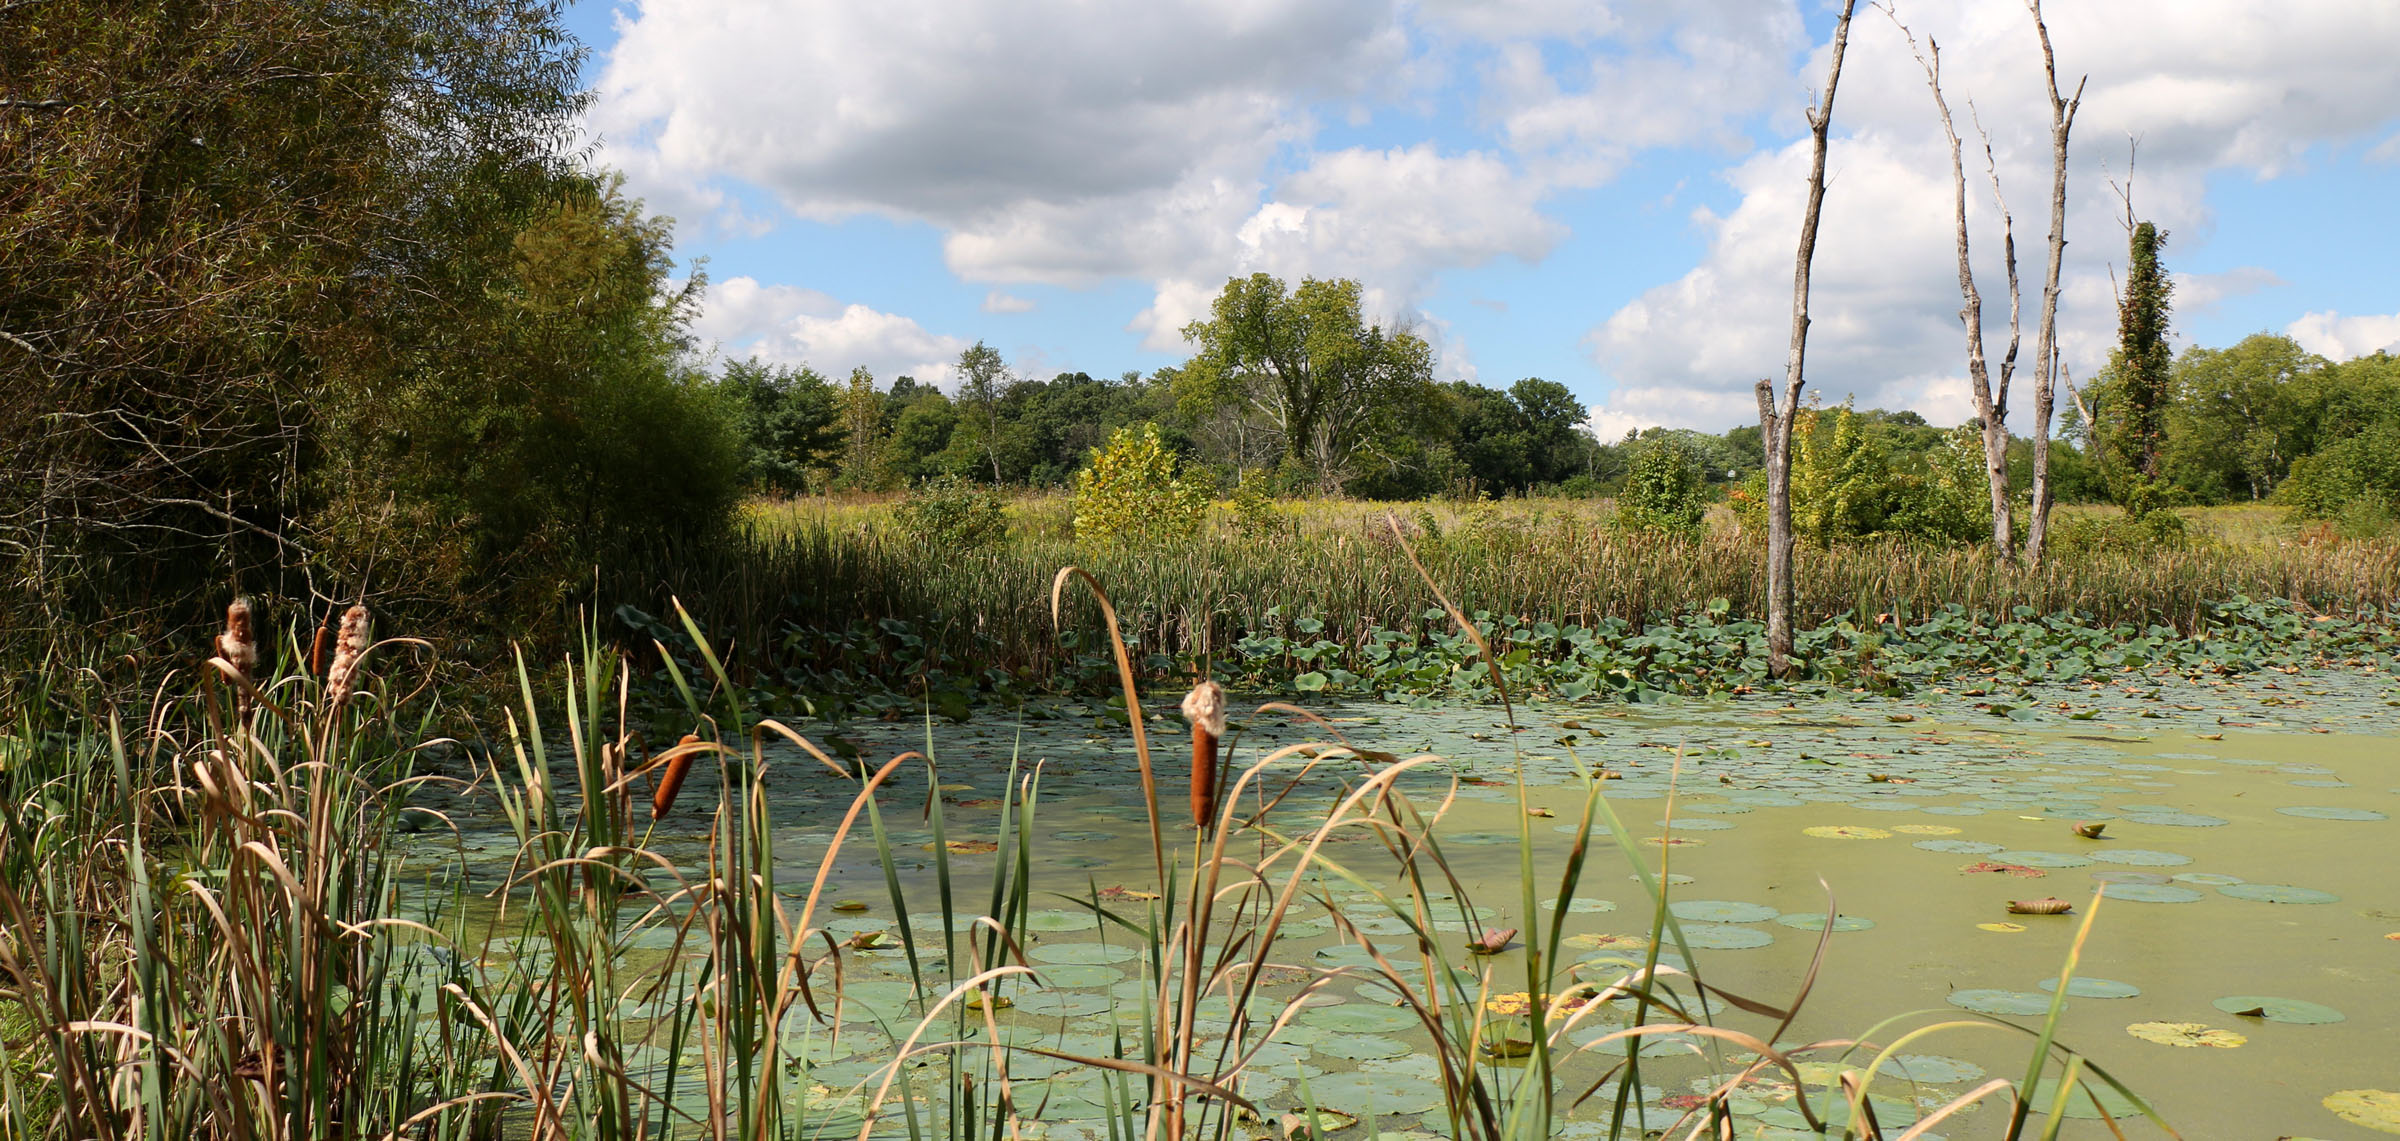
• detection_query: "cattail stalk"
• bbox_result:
[652,734,701,818]
[323,605,370,708]
[1180,680,1225,830]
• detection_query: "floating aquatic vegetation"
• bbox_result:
[2126,1022,2247,1049]
[2213,995,2346,1024]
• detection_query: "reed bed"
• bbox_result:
[614,496,2400,692]
[0,566,2177,1140]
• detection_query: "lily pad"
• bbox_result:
[1802,825,1893,839]
[1877,1053,1984,1084]
[1034,963,1124,989]
[1990,850,2093,869]
[2036,977,2141,998]
[1298,1070,1446,1116]
[1677,924,1773,950]
[2085,848,2193,867]
[1316,1033,1410,1061]
[1914,839,2004,855]
[2276,805,2388,821]
[1540,896,1617,914]
[2096,882,2204,904]
[1301,1004,1419,1035]
[2212,995,2345,1024]
[2169,872,2244,886]
[1024,909,1100,932]
[2324,1089,2400,1134]
[1977,922,2026,932]
[2022,1076,2143,1120]
[1668,899,1778,923]
[2126,1021,2246,1049]
[1892,823,1964,835]
[2117,811,2227,828]
[1031,942,1139,965]
[2219,883,2340,904]
[1773,912,1875,932]
[1947,989,2054,1016]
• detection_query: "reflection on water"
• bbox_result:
[405,668,2400,1137]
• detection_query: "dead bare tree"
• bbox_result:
[1756,0,1861,678]
[2020,0,2086,566]
[1889,9,2021,560]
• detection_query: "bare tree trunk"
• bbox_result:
[2021,0,2084,567]
[1762,0,1859,678]
[1895,20,2016,560]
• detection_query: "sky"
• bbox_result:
[565,0,2400,437]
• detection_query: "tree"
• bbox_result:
[1618,435,1709,534]
[1178,274,1443,493]
[721,360,838,493]
[2020,0,2086,566]
[836,366,888,489]
[1755,0,1860,678]
[2106,221,2175,514]
[1893,15,2020,559]
[2164,334,2326,502]
[955,340,1011,483]
[2,0,588,626]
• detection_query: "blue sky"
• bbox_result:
[566,0,2400,435]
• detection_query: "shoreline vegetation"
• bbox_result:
[590,496,2399,724]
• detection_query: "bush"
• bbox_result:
[1229,467,1289,537]
[1071,423,1210,546]
[1888,424,1996,544]
[1617,435,1709,533]
[896,476,1009,550]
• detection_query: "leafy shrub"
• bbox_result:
[1229,467,1289,537]
[1071,423,1209,545]
[1888,424,1996,544]
[2283,421,2400,522]
[896,475,1009,550]
[1617,434,1709,533]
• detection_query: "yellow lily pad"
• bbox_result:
[2325,1089,2400,1134]
[2126,1021,2246,1049]
[1803,825,1893,840]
[1893,824,1964,836]
[1976,922,2026,933]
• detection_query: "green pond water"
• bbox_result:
[407,668,2400,1138]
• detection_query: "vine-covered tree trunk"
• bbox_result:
[2113,221,2175,513]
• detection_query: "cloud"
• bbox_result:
[981,289,1035,314]
[694,276,968,384]
[2173,266,2285,318]
[1583,0,2400,429]
[2287,310,2400,360]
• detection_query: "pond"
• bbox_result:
[406,667,2400,1138]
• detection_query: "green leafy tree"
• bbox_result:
[835,366,890,489]
[885,389,959,484]
[1177,274,1443,492]
[955,340,1011,483]
[721,360,838,493]
[1617,435,1709,533]
[2163,334,2327,502]
[1072,423,1210,546]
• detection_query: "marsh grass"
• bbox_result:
[624,496,2399,700]
[0,565,2181,1139]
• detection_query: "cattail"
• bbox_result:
[308,615,332,677]
[215,597,257,682]
[323,605,370,708]
[652,734,700,818]
[1180,680,1225,830]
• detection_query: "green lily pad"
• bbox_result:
[2023,1076,2143,1120]
[1013,991,1111,1017]
[1947,989,2054,1016]
[1298,1069,1446,1116]
[2036,977,2142,998]
[1991,850,2092,869]
[2213,995,2345,1024]
[1301,1003,1419,1034]
[1024,909,1099,932]
[1877,1053,1984,1084]
[2097,883,2204,903]
[1034,963,1124,989]
[1031,942,1139,965]
[2086,848,2193,867]
[1678,924,1772,950]
[1541,896,1617,914]
[1315,1033,1410,1061]
[2219,883,2340,904]
[2277,805,2388,821]
[1772,912,1875,932]
[2170,872,2244,886]
[1914,839,2004,855]
[1668,899,1778,923]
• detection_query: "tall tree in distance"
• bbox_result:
[2110,220,2175,515]
[837,366,887,489]
[2021,0,2085,567]
[1755,0,1860,678]
[955,340,1010,483]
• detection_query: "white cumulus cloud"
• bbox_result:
[2287,310,2400,360]
[694,276,968,384]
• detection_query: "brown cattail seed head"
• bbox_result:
[652,733,701,819]
[216,597,257,681]
[324,605,371,707]
[1182,680,1225,829]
